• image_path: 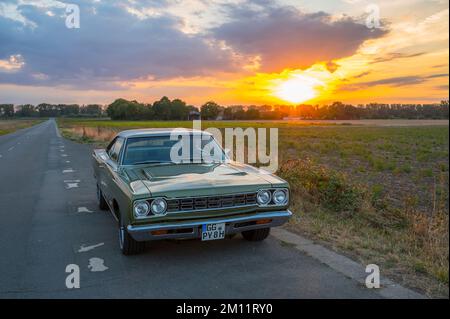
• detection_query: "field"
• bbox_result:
[0,119,44,136]
[57,118,449,297]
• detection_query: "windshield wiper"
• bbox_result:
[131,159,225,166]
[178,158,225,164]
[131,160,172,165]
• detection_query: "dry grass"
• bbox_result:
[0,119,43,136]
[279,159,449,298]
[61,125,117,146]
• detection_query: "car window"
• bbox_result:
[109,137,124,163]
[122,135,225,165]
[106,138,117,156]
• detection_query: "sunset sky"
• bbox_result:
[0,0,448,106]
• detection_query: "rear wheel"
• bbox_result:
[118,215,146,255]
[242,228,271,241]
[97,184,108,210]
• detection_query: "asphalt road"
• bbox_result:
[0,119,380,298]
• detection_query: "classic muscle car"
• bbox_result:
[92,129,292,255]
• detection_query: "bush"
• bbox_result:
[278,159,364,214]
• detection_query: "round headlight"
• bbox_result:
[134,201,150,217]
[273,189,287,205]
[151,198,167,215]
[257,190,271,205]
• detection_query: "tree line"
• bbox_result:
[0,103,103,118]
[106,98,450,120]
[1,98,448,120]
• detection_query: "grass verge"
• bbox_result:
[0,119,44,136]
[278,159,448,298]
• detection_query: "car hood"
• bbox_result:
[122,161,285,197]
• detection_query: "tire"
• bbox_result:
[242,227,271,241]
[97,184,108,210]
[118,216,146,255]
[227,233,237,239]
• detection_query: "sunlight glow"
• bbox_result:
[273,74,323,104]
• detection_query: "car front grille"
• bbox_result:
[166,193,257,213]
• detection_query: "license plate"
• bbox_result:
[201,223,226,241]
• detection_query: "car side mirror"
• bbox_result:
[99,149,109,161]
[106,159,119,172]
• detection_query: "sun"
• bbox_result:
[273,74,322,104]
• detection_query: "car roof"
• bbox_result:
[117,128,212,138]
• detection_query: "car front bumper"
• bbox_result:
[127,210,292,241]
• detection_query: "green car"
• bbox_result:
[92,129,292,255]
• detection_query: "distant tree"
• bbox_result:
[223,107,233,120]
[152,96,172,120]
[141,103,155,120]
[296,104,317,119]
[170,98,190,120]
[80,104,103,116]
[107,98,145,120]
[0,104,14,118]
[246,108,260,120]
[58,104,80,116]
[187,105,199,113]
[201,101,222,120]
[15,104,38,117]
[233,109,246,120]
[37,103,58,117]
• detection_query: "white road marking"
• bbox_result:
[87,257,108,272]
[64,179,80,189]
[8,146,14,151]
[55,121,62,138]
[77,207,93,213]
[63,168,75,173]
[61,154,68,157]
[66,160,71,163]
[78,243,104,253]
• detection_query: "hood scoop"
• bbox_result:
[142,169,153,181]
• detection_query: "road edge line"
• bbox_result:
[271,227,427,299]
[53,118,62,138]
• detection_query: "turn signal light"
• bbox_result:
[151,230,168,236]
[256,219,272,225]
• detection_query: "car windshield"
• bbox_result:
[122,134,226,165]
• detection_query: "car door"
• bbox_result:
[94,137,116,203]
[103,137,125,206]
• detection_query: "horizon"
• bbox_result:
[5,97,450,109]
[0,1,449,106]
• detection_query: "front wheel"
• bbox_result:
[119,221,146,255]
[242,228,271,241]
[97,184,108,210]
